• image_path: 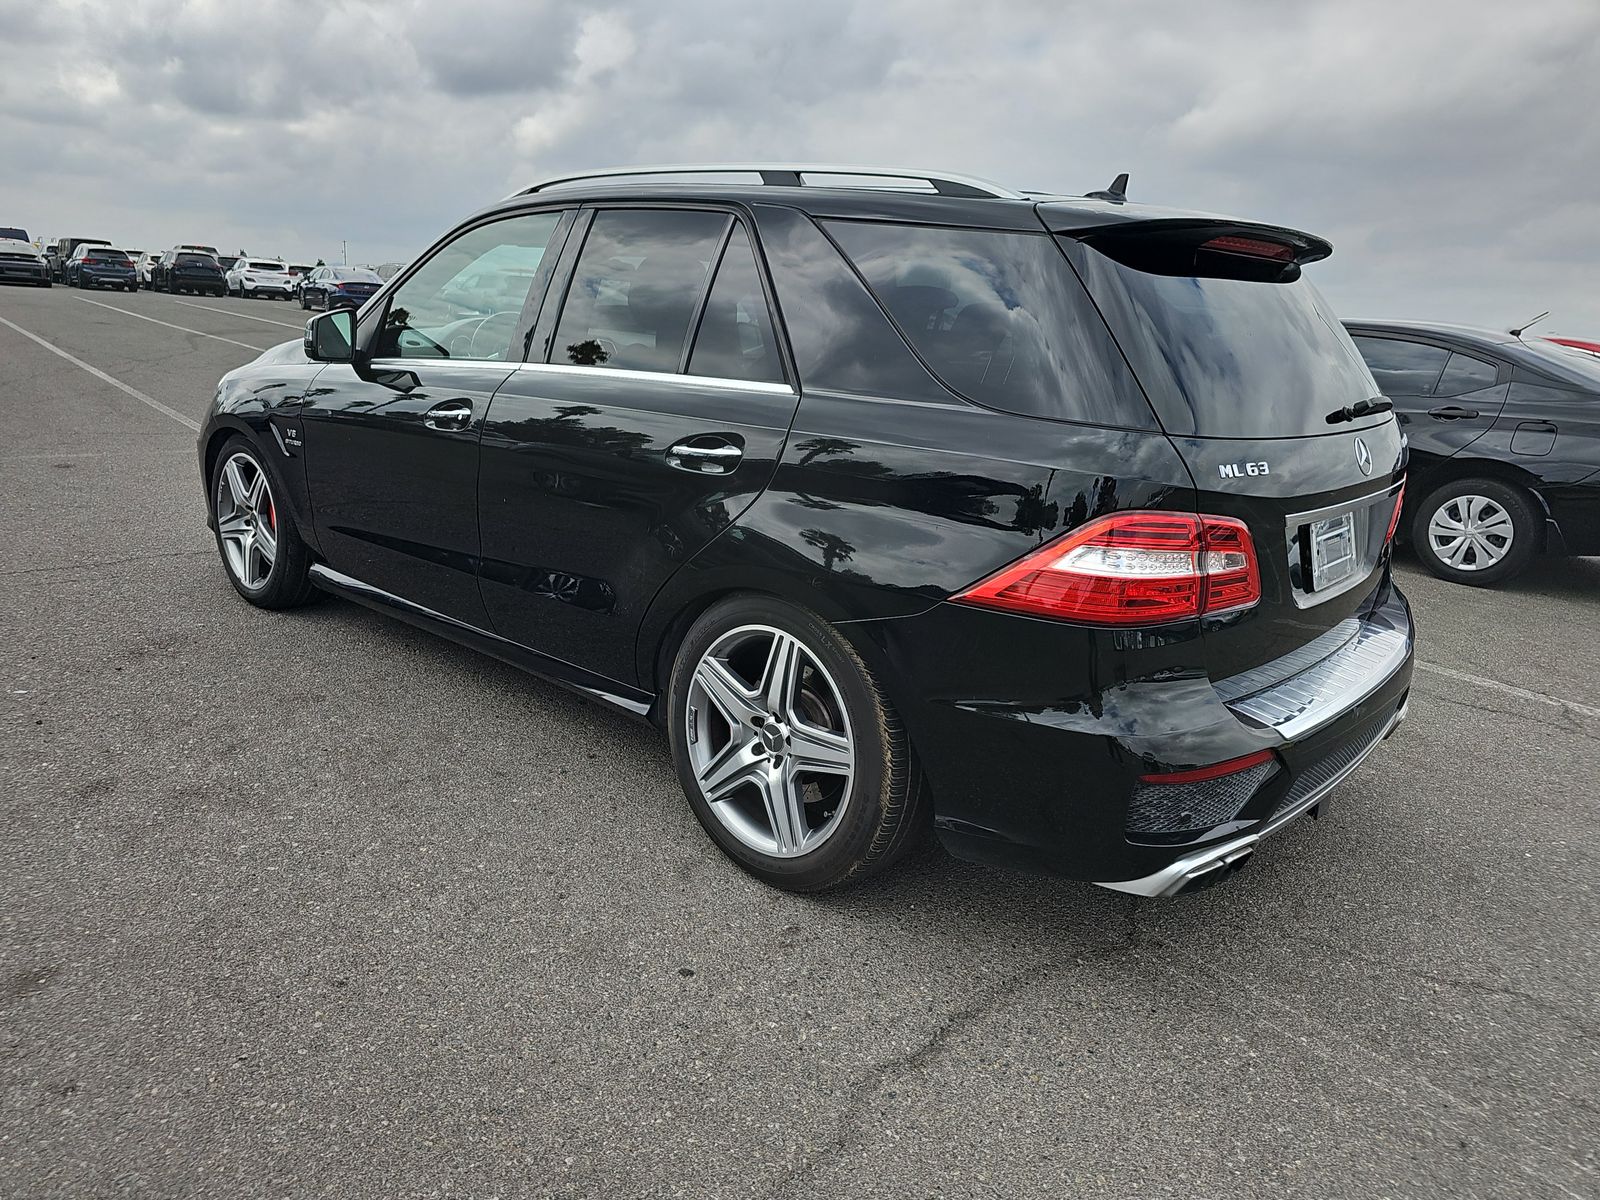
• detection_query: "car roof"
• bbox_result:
[1343,319,1521,349]
[465,164,1324,245]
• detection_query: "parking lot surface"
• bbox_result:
[2,283,1597,1200]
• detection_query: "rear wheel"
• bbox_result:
[1412,476,1539,586]
[667,595,927,892]
[210,437,318,609]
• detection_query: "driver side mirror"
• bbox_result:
[304,308,354,363]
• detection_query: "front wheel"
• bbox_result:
[667,595,927,892]
[1411,476,1540,586]
[210,437,319,609]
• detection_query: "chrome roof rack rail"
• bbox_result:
[508,163,1025,201]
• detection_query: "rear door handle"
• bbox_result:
[1428,405,1480,421]
[423,399,473,430]
[666,438,743,475]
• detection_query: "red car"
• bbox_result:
[1546,336,1600,356]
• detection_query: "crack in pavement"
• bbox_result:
[0,549,213,579]
[1137,928,1597,1199]
[765,956,1062,1199]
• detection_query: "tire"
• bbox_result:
[299,291,308,310]
[209,436,319,609]
[1411,476,1540,586]
[666,594,928,892]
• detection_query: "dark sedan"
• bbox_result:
[152,250,227,296]
[1348,320,1600,585]
[65,246,138,291]
[298,265,382,310]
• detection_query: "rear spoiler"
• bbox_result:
[1039,205,1332,283]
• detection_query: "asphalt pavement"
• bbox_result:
[2,281,1597,1200]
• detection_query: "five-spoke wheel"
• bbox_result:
[207,436,318,609]
[668,595,927,891]
[686,624,855,859]
[215,451,279,591]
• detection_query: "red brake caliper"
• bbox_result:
[263,493,275,531]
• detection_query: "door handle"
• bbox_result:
[1428,405,1480,421]
[666,438,743,475]
[423,399,473,430]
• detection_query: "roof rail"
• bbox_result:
[509,163,1025,201]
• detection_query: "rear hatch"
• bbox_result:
[175,254,222,278]
[1047,213,1404,677]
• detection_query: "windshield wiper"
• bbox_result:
[1326,397,1393,425]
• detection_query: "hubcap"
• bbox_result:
[1427,493,1513,571]
[685,625,855,859]
[215,452,278,590]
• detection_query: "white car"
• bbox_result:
[138,253,162,286]
[226,258,295,300]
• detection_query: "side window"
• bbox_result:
[375,211,563,361]
[1352,336,1450,398]
[824,219,1157,427]
[686,224,784,384]
[551,208,727,373]
[1434,352,1499,396]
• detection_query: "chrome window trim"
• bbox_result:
[504,360,796,395]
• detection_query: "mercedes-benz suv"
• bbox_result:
[196,164,1413,896]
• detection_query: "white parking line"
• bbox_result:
[171,298,304,331]
[1417,661,1600,720]
[74,296,268,352]
[0,314,200,432]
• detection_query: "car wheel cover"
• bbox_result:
[215,451,278,590]
[1428,493,1514,571]
[686,624,855,859]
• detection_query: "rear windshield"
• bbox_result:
[1059,236,1381,438]
[823,220,1156,428]
[1514,339,1600,390]
[247,261,284,271]
[177,253,217,266]
[329,268,380,283]
[87,250,130,262]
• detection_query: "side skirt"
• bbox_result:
[307,563,654,721]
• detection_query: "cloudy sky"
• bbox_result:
[3,0,1597,334]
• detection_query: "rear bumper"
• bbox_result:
[854,576,1415,890]
[1097,695,1407,896]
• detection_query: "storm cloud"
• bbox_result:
[2,0,1596,333]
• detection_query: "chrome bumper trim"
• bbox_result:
[1095,701,1407,899]
[1215,613,1411,740]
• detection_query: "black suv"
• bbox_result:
[152,249,226,296]
[1347,321,1600,584]
[197,164,1413,896]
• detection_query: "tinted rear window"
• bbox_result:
[177,253,216,266]
[247,261,284,271]
[1062,237,1381,438]
[825,220,1156,428]
[87,250,130,262]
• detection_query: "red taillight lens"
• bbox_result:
[953,511,1261,626]
[1139,748,1276,785]
[1201,234,1295,261]
[1385,481,1406,545]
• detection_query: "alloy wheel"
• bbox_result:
[1427,493,1513,571]
[685,624,855,858]
[215,452,278,590]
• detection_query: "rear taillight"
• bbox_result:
[953,511,1261,626]
[1385,481,1406,545]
